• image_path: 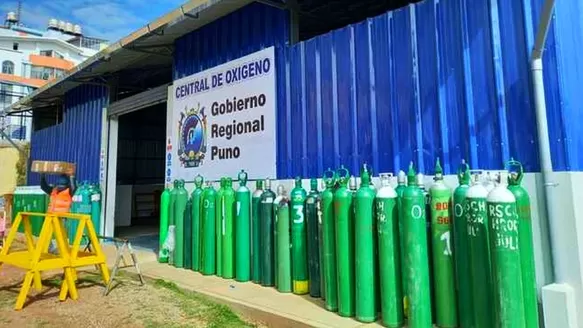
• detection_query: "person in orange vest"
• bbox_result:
[41,173,76,253]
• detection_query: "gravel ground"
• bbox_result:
[0,241,261,328]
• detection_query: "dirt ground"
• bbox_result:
[0,261,262,328]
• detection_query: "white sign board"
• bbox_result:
[170,47,277,182]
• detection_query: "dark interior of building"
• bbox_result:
[114,103,166,249]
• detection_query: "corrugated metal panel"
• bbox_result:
[173,1,290,79]
[108,84,169,116]
[29,85,108,185]
[547,0,583,170]
[275,0,582,178]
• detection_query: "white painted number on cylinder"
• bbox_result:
[411,205,423,219]
[441,231,452,256]
[293,205,304,224]
[204,199,210,208]
[377,202,386,223]
[454,203,463,217]
[236,202,241,216]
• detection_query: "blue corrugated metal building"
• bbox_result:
[11,0,583,325]
[29,85,108,184]
[25,0,583,180]
[170,0,582,179]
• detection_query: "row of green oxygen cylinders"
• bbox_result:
[158,170,315,288]
[158,171,254,279]
[367,158,539,328]
[312,159,538,328]
[70,182,102,241]
[158,157,538,328]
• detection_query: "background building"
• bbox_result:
[3,0,582,327]
[0,11,107,140]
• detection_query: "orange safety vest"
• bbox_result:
[48,188,72,213]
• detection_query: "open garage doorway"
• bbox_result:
[108,102,166,251]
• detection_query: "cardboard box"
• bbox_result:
[31,161,76,175]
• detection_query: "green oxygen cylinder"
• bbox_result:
[417,173,436,325]
[215,178,226,277]
[507,159,539,328]
[274,185,292,293]
[452,161,473,328]
[70,181,81,213]
[402,163,432,328]
[222,177,236,279]
[355,164,378,323]
[168,180,179,265]
[318,182,326,301]
[174,179,188,268]
[290,177,309,295]
[90,184,102,234]
[159,186,171,263]
[169,180,179,225]
[251,180,264,283]
[305,179,321,298]
[488,172,525,328]
[394,170,408,316]
[466,172,494,328]
[235,170,251,282]
[321,169,338,311]
[334,167,355,317]
[70,182,91,242]
[376,173,403,328]
[184,199,193,269]
[429,158,458,327]
[191,175,204,271]
[260,178,276,286]
[201,181,217,275]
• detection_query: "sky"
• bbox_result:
[1,0,185,42]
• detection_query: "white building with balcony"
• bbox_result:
[0,12,107,140]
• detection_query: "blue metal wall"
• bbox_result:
[29,85,108,185]
[275,0,583,178]
[545,0,583,171]
[173,2,290,79]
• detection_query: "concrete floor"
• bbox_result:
[114,225,159,252]
[112,246,385,328]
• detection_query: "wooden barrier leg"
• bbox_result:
[0,215,22,259]
[58,274,68,301]
[22,217,36,254]
[26,219,43,292]
[58,267,78,301]
[33,271,42,291]
[14,272,34,311]
[85,219,110,284]
[51,216,76,302]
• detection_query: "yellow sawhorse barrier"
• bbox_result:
[0,212,110,310]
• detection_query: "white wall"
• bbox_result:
[114,184,132,227]
[0,48,23,76]
[542,172,583,328]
